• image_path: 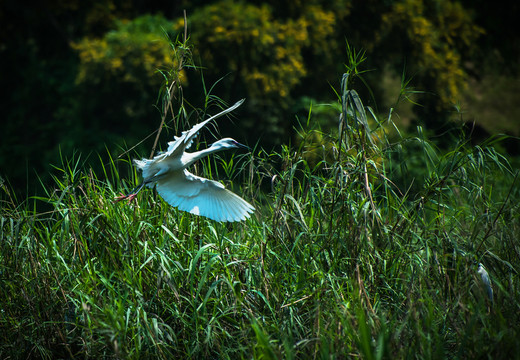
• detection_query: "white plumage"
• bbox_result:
[119,99,254,222]
[477,263,493,303]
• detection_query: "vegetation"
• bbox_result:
[3,0,520,199]
[1,38,519,358]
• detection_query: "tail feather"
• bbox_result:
[133,159,148,170]
[133,159,158,182]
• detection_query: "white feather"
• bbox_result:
[156,171,254,222]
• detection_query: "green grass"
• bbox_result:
[2,65,520,359]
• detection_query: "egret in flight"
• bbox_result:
[116,99,254,222]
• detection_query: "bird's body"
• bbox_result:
[120,99,254,222]
[477,263,493,304]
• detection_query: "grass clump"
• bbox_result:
[1,45,519,359]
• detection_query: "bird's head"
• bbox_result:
[210,138,250,151]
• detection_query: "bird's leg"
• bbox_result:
[114,181,147,203]
[128,182,147,196]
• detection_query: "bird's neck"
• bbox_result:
[183,145,223,168]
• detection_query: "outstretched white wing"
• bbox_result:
[163,99,245,158]
[134,99,245,182]
[155,169,254,222]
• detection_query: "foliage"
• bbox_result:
[179,0,484,113]
[462,71,520,137]
[50,15,191,192]
[69,14,185,136]
[173,0,350,144]
[182,0,349,99]
[3,0,511,202]
[1,50,519,359]
[158,0,489,151]
[380,0,484,106]
[73,14,181,87]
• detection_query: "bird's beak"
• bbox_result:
[236,142,251,151]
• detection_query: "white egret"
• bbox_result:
[116,99,255,222]
[477,263,493,304]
